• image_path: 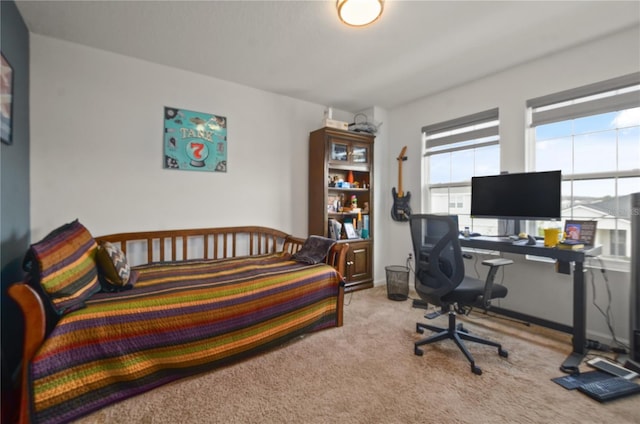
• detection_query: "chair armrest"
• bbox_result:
[481,258,514,267]
[479,258,513,308]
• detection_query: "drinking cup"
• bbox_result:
[544,228,561,247]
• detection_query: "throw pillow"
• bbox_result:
[292,235,337,265]
[26,219,101,315]
[96,241,132,287]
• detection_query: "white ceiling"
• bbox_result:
[15,0,640,113]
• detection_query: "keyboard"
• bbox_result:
[473,236,514,243]
[578,376,640,402]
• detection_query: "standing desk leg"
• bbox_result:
[561,260,587,373]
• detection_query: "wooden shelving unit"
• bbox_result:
[308,127,374,292]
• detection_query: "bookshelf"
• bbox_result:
[308,127,374,292]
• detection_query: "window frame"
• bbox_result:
[526,72,640,269]
[422,108,500,233]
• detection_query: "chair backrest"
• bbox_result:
[409,214,465,304]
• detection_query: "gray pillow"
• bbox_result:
[96,241,132,286]
[292,236,337,265]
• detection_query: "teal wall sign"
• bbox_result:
[163,106,227,172]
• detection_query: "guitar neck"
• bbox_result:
[397,161,404,197]
[396,146,407,198]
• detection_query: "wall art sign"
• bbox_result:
[1,52,14,145]
[163,106,227,172]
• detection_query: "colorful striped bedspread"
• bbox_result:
[30,253,343,424]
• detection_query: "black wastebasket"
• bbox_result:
[385,265,409,301]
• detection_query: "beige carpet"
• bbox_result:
[78,286,640,424]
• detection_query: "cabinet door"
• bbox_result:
[328,139,370,168]
[345,241,372,290]
[329,141,349,164]
[350,142,370,166]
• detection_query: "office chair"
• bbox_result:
[410,214,512,375]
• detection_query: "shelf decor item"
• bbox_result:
[343,222,358,239]
[163,106,227,172]
[1,52,14,145]
[348,113,381,134]
[564,220,597,246]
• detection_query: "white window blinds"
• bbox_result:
[527,72,640,126]
[422,108,499,156]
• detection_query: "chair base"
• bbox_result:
[415,311,508,375]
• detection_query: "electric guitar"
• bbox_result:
[391,146,411,221]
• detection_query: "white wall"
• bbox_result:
[29,35,338,241]
[385,26,640,343]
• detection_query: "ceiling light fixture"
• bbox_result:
[337,0,384,27]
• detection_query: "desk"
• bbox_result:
[459,236,602,373]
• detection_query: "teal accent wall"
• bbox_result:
[1,0,30,398]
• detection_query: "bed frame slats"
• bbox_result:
[94,226,299,266]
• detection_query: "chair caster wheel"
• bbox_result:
[472,365,482,375]
[499,348,508,358]
[416,324,424,334]
[415,347,424,356]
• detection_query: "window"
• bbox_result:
[422,108,500,234]
[528,73,640,261]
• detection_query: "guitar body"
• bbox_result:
[391,187,411,221]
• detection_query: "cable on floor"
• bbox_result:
[587,256,629,353]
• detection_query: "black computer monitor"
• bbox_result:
[471,170,562,221]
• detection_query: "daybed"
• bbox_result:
[8,222,347,424]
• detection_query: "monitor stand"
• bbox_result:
[560,352,583,374]
[498,219,536,245]
[498,219,521,237]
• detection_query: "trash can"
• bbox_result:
[385,265,409,301]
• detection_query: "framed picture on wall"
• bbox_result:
[1,52,14,145]
[163,106,227,172]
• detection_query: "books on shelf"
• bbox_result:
[329,219,342,240]
[558,240,585,250]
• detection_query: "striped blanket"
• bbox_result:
[30,253,343,424]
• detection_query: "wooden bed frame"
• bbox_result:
[8,226,347,424]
